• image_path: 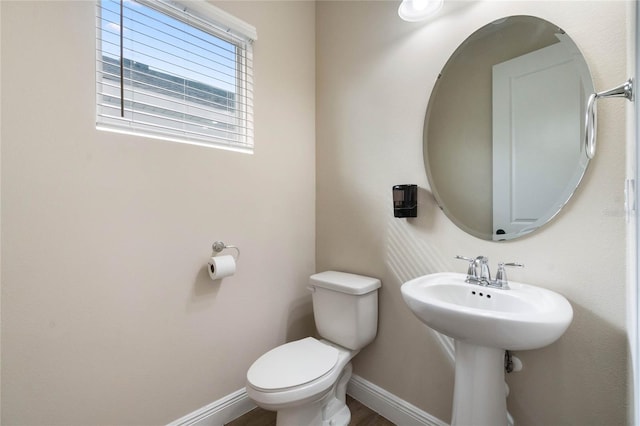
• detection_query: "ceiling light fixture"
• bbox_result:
[398,0,444,22]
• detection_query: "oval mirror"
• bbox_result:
[424,15,593,241]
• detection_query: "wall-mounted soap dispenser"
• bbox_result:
[393,184,417,218]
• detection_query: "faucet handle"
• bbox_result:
[455,255,477,280]
[500,262,524,270]
[495,262,524,289]
[455,255,474,262]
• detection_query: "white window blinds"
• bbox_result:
[96,0,256,153]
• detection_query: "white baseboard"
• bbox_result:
[168,375,447,426]
[167,388,256,426]
[347,374,448,426]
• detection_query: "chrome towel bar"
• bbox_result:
[585,78,633,159]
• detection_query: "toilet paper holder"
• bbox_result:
[211,241,240,261]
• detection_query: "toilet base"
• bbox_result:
[276,398,325,426]
[274,362,353,426]
[321,398,351,426]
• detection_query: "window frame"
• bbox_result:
[95,0,257,153]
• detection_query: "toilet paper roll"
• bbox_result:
[208,255,236,280]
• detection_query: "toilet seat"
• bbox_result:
[246,338,356,411]
[247,337,339,392]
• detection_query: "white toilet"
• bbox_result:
[246,271,381,426]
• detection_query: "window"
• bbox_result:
[96,0,256,153]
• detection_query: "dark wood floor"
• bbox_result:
[226,395,395,426]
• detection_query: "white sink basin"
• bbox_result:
[401,272,573,350]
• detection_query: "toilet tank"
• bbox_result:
[309,271,381,351]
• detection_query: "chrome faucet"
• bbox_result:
[455,255,524,289]
[475,256,491,284]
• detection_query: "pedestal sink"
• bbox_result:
[401,272,573,426]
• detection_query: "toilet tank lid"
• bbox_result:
[310,271,381,295]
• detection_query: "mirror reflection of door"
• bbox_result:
[492,38,582,240]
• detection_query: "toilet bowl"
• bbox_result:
[245,271,381,426]
[247,338,356,425]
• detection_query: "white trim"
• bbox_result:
[167,388,256,426]
[96,125,254,155]
[159,0,258,42]
[633,2,640,425]
[346,375,448,426]
[168,376,448,426]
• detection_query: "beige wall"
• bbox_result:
[1,1,315,425]
[317,1,629,424]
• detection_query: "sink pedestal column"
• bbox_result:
[451,341,508,426]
